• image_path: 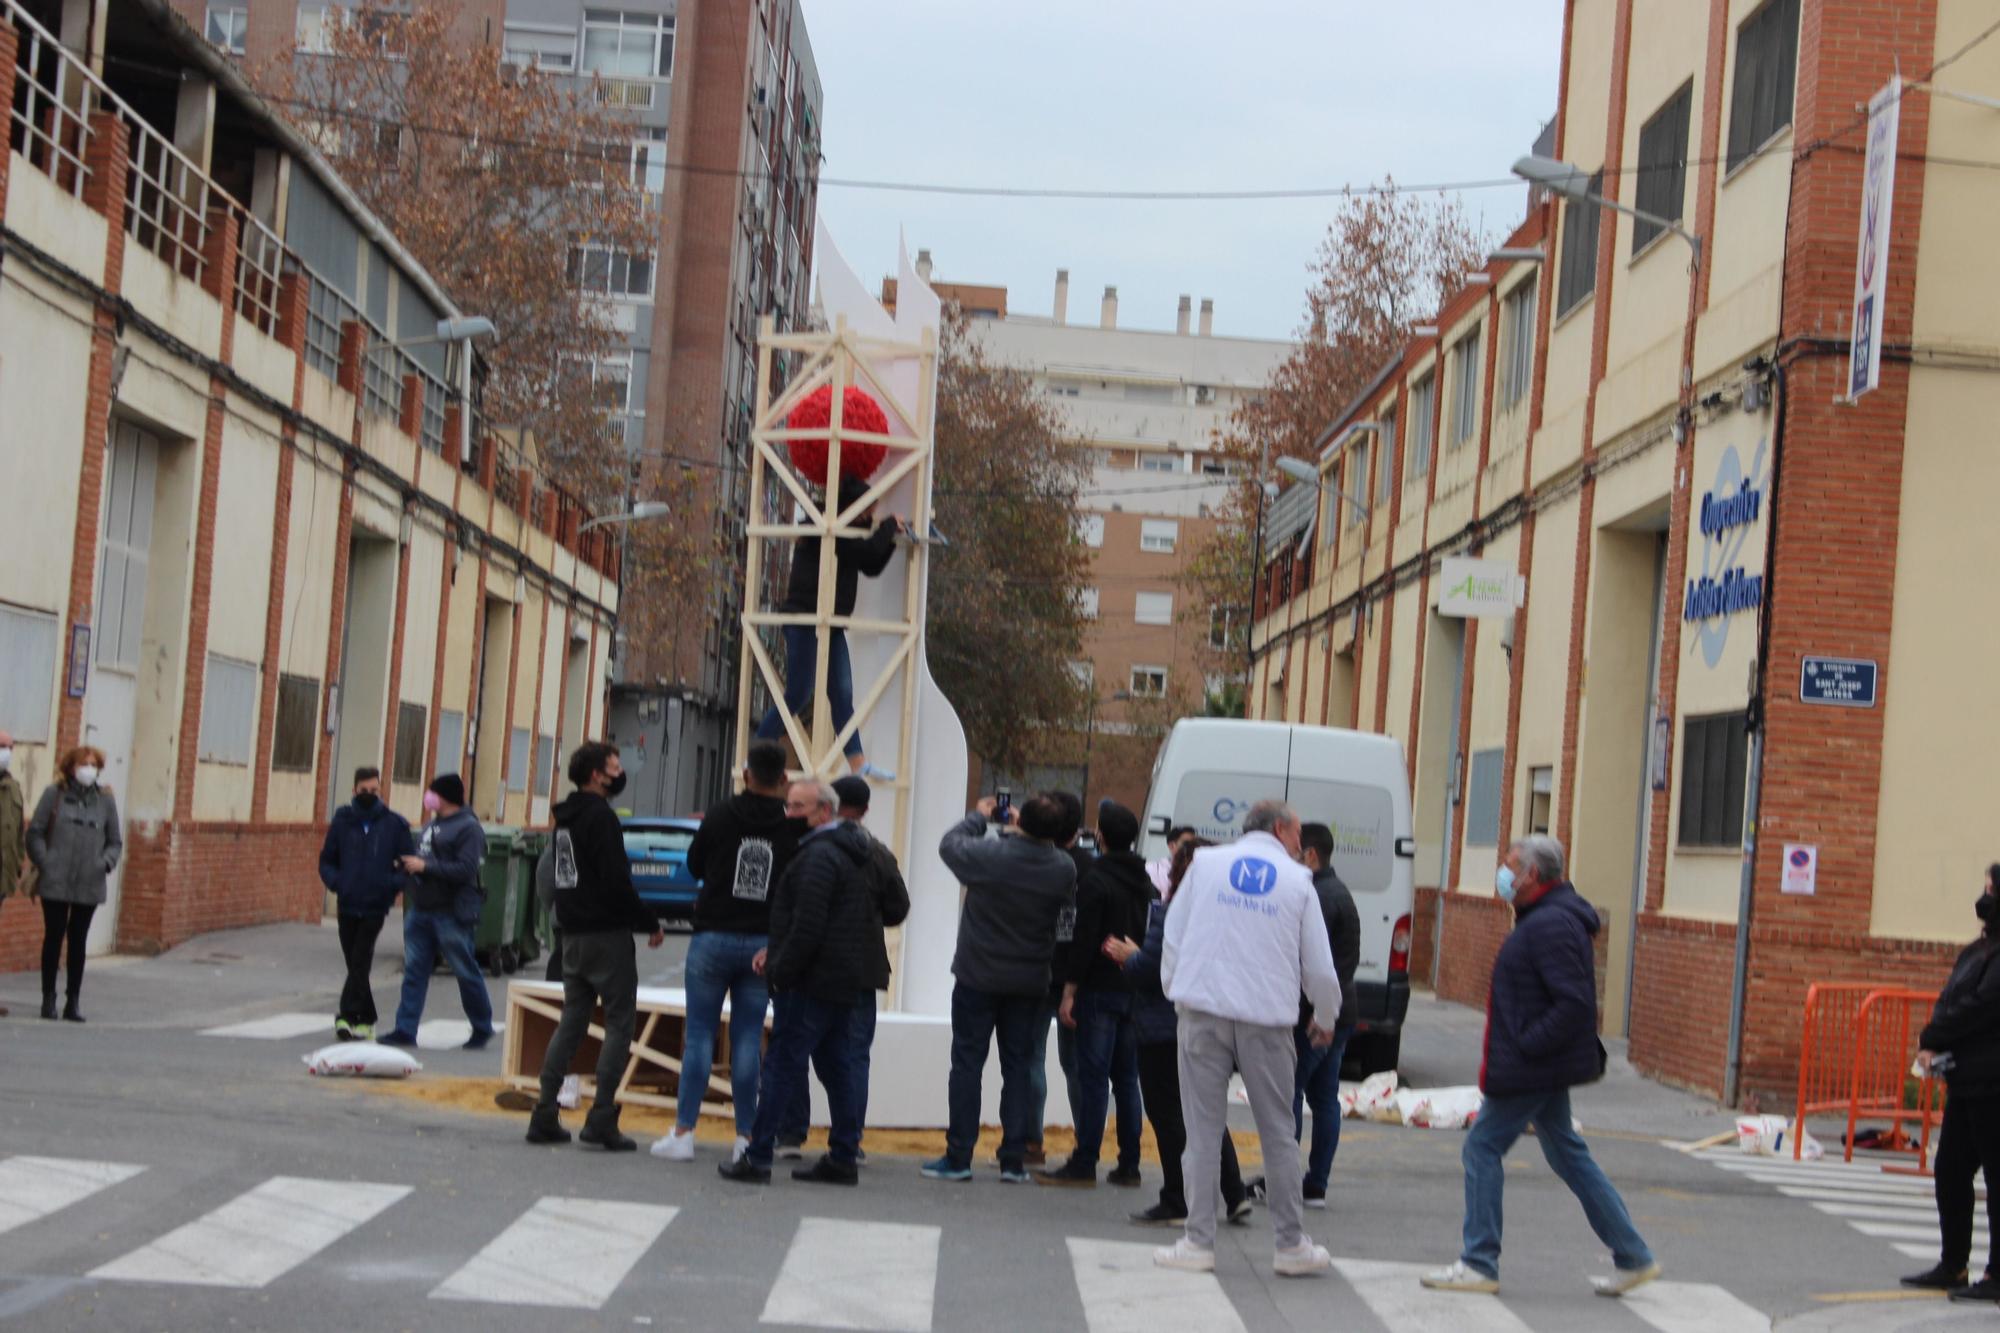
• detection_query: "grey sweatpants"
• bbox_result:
[536,931,638,1128]
[1178,1007,1305,1251]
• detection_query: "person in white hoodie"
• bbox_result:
[1157,799,1341,1279]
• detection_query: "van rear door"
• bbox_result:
[1160,724,1294,846]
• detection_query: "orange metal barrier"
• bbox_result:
[1792,983,1943,1165]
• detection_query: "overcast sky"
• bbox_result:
[804,0,1564,343]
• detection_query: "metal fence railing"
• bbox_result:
[6,0,92,198]
[235,212,286,337]
[121,107,213,282]
[302,267,356,379]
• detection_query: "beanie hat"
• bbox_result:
[831,775,872,812]
[428,773,466,807]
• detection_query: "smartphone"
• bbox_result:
[993,788,1013,824]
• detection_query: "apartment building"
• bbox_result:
[0,0,619,967]
[178,0,823,816]
[1248,0,1999,1104]
[887,257,1293,810]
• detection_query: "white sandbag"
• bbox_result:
[1375,1087,1428,1125]
[1735,1113,1819,1159]
[302,1042,423,1078]
[1351,1070,1399,1119]
[1407,1086,1484,1130]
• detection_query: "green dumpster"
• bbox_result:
[474,825,521,975]
[510,830,547,973]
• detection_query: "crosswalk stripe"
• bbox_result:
[1622,1279,1769,1333]
[416,1018,507,1050]
[91,1177,410,1288]
[430,1197,676,1309]
[1781,1186,1938,1209]
[1894,1242,1937,1259]
[1813,1201,1966,1225]
[1066,1238,1247,1333]
[1752,1174,1936,1196]
[1331,1258,1535,1333]
[0,1157,145,1238]
[199,1012,330,1039]
[760,1217,940,1332]
[1707,1158,1930,1185]
[1849,1220,1954,1243]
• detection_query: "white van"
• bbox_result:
[1140,718,1417,1074]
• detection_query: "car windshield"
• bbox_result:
[624,826,694,852]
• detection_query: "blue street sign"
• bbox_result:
[1799,656,1878,708]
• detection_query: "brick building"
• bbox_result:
[177,0,824,816]
[0,0,619,967]
[1248,0,1995,1103]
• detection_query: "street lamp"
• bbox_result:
[388,314,498,467]
[1276,455,1369,524]
[1512,156,1702,260]
[580,500,671,533]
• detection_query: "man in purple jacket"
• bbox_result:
[1423,835,1659,1299]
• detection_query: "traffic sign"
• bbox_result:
[1799,656,1878,708]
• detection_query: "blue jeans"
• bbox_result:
[744,992,861,1167]
[755,625,861,759]
[1028,995,1081,1146]
[1292,1025,1351,1191]
[947,984,1041,1170]
[781,996,878,1144]
[393,909,493,1040]
[1460,1086,1653,1279]
[678,931,770,1135]
[1071,991,1142,1171]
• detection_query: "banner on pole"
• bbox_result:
[1847,77,1900,401]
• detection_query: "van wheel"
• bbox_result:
[1349,1031,1401,1078]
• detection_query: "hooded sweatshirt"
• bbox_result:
[1066,850,1156,995]
[1162,833,1340,1029]
[551,789,657,936]
[687,790,804,936]
[938,811,1077,998]
[409,807,485,919]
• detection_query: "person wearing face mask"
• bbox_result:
[26,746,121,1022]
[1424,835,1657,1299]
[1902,864,2000,1303]
[525,742,664,1152]
[317,767,416,1041]
[380,773,492,1050]
[0,730,22,1017]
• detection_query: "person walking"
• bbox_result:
[1293,821,1359,1208]
[752,474,903,780]
[1039,800,1151,1189]
[1156,800,1339,1278]
[719,780,877,1186]
[526,743,663,1151]
[380,774,494,1050]
[26,746,121,1023]
[923,793,1077,1183]
[1105,836,1253,1228]
[0,730,23,1017]
[1902,863,2000,1302]
[317,767,414,1042]
[1024,791,1089,1168]
[656,740,803,1164]
[1423,835,1659,1298]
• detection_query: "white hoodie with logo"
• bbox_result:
[1163,831,1341,1029]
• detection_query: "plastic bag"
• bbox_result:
[302,1042,424,1078]
[1351,1070,1399,1119]
[1735,1113,1822,1159]
[1407,1086,1484,1130]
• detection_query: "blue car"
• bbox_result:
[622,816,702,920]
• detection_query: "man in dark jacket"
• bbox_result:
[526,742,664,1151]
[317,766,414,1041]
[1026,791,1090,1167]
[1294,821,1360,1207]
[383,774,493,1050]
[1423,835,1658,1298]
[923,793,1077,1182]
[1039,800,1152,1188]
[752,474,904,779]
[719,780,876,1187]
[656,740,803,1164]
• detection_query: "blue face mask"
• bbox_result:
[1495,864,1518,902]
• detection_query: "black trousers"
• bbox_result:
[40,899,96,999]
[1936,1091,2000,1275]
[336,913,386,1026]
[536,932,639,1126]
[1137,1038,1244,1212]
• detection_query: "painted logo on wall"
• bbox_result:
[1685,436,1770,669]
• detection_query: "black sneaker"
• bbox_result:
[1949,1275,2000,1303]
[1130,1201,1187,1227]
[1106,1166,1143,1188]
[1227,1197,1254,1226]
[579,1123,638,1152]
[1303,1182,1327,1209]
[462,1031,494,1052]
[1033,1159,1097,1188]
[793,1155,859,1186]
[377,1030,419,1048]
[524,1115,572,1146]
[1902,1264,1967,1291]
[776,1137,806,1161]
[718,1156,772,1184]
[1245,1175,1267,1202]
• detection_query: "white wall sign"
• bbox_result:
[1438,556,1525,619]
[1847,76,1900,401]
[1781,843,1818,897]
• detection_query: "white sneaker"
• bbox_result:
[556,1074,581,1110]
[1274,1241,1332,1277]
[1421,1260,1499,1294]
[1153,1238,1216,1273]
[650,1128,696,1162]
[731,1135,750,1164]
[1592,1262,1662,1297]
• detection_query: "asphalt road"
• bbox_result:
[0,920,1980,1332]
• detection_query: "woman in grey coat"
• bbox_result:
[27,745,122,1021]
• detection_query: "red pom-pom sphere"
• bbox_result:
[786,385,889,488]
